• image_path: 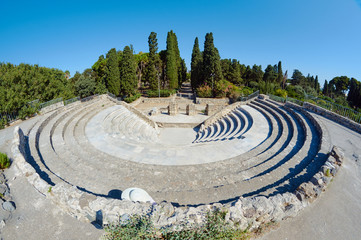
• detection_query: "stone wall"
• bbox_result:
[11,125,345,231]
[196,97,229,105]
[141,95,176,104]
[303,102,361,134]
[39,101,64,114]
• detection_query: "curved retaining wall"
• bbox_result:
[303,102,361,134]
[11,125,344,231]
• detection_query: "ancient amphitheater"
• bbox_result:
[3,84,361,239]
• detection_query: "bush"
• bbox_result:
[123,93,141,103]
[103,209,250,240]
[0,152,10,169]
[275,89,288,98]
[214,80,234,98]
[196,84,212,98]
[147,89,176,98]
[18,105,38,120]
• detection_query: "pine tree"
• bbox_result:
[106,48,120,95]
[263,65,277,83]
[277,61,283,84]
[119,45,137,96]
[166,31,178,89]
[202,33,223,90]
[315,75,320,92]
[146,32,158,90]
[191,37,203,90]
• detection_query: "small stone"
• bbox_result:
[0,220,5,229]
[2,201,15,212]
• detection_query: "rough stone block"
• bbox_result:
[186,104,196,116]
[205,104,217,116]
[168,102,178,116]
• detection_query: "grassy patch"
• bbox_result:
[103,209,251,240]
[0,152,10,169]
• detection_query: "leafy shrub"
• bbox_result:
[214,79,234,98]
[18,105,38,120]
[103,209,250,240]
[147,89,176,98]
[275,89,288,98]
[123,93,141,103]
[0,117,6,129]
[0,152,10,169]
[196,84,212,98]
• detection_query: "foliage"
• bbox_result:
[214,79,234,98]
[202,32,223,88]
[147,89,176,98]
[18,105,38,120]
[191,37,203,90]
[0,62,74,116]
[145,32,159,90]
[75,75,96,98]
[166,31,179,89]
[106,48,121,96]
[119,46,137,96]
[275,89,288,98]
[123,93,141,103]
[0,152,10,169]
[196,84,213,98]
[103,209,250,240]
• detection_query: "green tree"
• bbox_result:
[291,69,305,86]
[75,75,96,98]
[191,37,203,90]
[329,76,350,96]
[145,32,158,90]
[263,64,278,83]
[322,80,329,96]
[119,45,137,96]
[202,32,223,91]
[166,31,178,89]
[277,61,283,84]
[106,48,120,95]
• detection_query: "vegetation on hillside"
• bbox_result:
[1,30,360,128]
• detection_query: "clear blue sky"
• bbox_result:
[1,0,360,84]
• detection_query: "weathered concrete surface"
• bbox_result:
[258,113,361,240]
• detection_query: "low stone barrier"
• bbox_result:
[12,124,345,231]
[303,102,361,134]
[196,97,229,105]
[39,101,64,114]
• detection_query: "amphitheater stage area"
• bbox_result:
[1,94,361,240]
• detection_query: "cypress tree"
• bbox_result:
[191,37,202,89]
[119,45,137,96]
[277,61,283,84]
[231,59,242,85]
[202,32,223,89]
[146,32,158,90]
[166,31,178,89]
[322,80,329,96]
[106,48,120,95]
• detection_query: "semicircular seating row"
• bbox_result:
[194,107,252,143]
[23,96,331,205]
